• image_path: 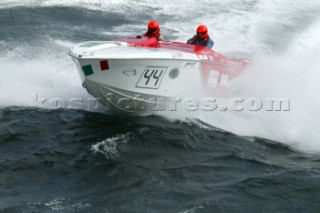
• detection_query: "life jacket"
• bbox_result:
[190,35,210,47]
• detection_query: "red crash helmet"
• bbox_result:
[147,20,160,35]
[196,25,209,39]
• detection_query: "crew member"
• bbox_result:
[145,20,165,41]
[187,25,214,49]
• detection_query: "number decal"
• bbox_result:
[153,70,164,86]
[136,66,167,89]
[144,69,155,85]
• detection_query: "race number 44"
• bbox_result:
[136,66,167,89]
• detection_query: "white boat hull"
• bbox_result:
[69,39,249,113]
[72,56,202,113]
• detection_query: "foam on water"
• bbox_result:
[206,16,320,152]
[0,57,91,109]
[91,134,131,159]
[24,198,92,212]
[159,0,320,152]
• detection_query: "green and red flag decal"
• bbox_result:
[100,60,109,71]
[82,60,109,76]
[82,65,93,76]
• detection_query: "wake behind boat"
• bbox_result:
[68,36,250,113]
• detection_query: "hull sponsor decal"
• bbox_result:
[169,68,179,79]
[198,54,208,60]
[182,62,197,68]
[123,69,137,76]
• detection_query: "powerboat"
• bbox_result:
[68,36,250,113]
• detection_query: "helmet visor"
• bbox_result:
[148,27,158,33]
[197,32,206,38]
